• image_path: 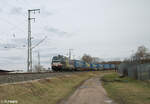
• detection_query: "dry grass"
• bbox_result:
[102,73,150,104]
[0,71,106,104]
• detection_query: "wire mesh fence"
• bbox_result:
[118,62,150,80]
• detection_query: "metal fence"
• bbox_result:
[118,62,150,80]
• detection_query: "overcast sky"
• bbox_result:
[0,0,150,71]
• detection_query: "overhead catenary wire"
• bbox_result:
[32,36,47,49]
[0,1,52,71]
[0,0,33,35]
[0,16,26,33]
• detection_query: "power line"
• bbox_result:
[32,36,47,49]
[0,16,26,33]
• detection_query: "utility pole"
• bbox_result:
[27,9,40,72]
[69,49,73,60]
[38,51,40,67]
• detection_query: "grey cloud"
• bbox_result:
[10,7,23,15]
[0,56,23,61]
[42,9,53,16]
[40,53,57,58]
[40,6,54,16]
[45,27,68,36]
[0,8,3,12]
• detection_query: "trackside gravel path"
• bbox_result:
[60,77,116,104]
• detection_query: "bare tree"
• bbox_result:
[135,46,147,60]
[132,45,150,61]
[81,54,93,63]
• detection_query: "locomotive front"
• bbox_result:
[51,56,63,71]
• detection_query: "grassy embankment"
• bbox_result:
[102,73,150,104]
[0,71,106,104]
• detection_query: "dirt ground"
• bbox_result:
[59,77,116,104]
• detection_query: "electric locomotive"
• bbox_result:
[51,55,74,71]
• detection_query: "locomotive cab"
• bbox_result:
[51,56,63,71]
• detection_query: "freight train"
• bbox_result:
[51,55,116,71]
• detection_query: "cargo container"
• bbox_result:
[96,64,103,70]
[103,64,110,69]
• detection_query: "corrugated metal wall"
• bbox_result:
[118,62,150,80]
